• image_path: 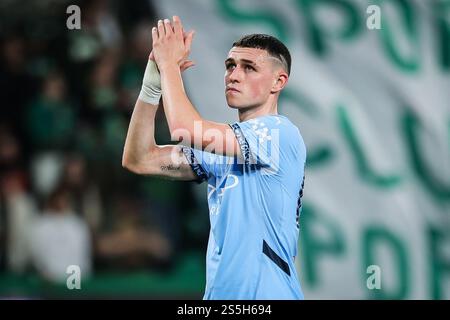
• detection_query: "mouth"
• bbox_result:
[226,88,240,93]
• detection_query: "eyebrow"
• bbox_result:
[225,58,257,66]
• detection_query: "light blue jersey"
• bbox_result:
[183,114,306,300]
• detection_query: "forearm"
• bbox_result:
[159,63,238,155]
[160,64,202,138]
[122,99,158,168]
[149,17,239,158]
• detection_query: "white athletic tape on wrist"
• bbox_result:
[138,59,161,105]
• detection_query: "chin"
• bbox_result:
[226,98,245,109]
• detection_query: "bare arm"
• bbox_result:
[121,99,196,180]
[153,17,241,157]
[160,65,240,157]
[122,22,197,180]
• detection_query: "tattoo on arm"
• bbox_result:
[161,165,181,171]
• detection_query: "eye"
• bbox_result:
[226,63,235,70]
[244,65,255,71]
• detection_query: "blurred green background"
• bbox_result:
[0,0,449,299]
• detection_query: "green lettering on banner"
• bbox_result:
[336,105,402,188]
[375,0,420,72]
[296,0,361,56]
[435,0,450,71]
[299,203,346,287]
[362,227,409,299]
[428,225,450,299]
[216,0,288,43]
[305,144,335,168]
[279,89,335,168]
[280,89,319,116]
[402,108,450,203]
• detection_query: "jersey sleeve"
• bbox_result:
[182,146,233,182]
[230,117,280,171]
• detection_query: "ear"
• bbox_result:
[271,72,289,94]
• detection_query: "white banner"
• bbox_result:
[154,0,450,299]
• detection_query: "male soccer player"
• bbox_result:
[122,16,306,299]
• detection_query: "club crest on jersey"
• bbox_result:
[208,174,239,215]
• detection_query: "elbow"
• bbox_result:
[121,152,128,169]
[122,158,144,175]
[121,155,134,172]
[121,158,129,170]
[121,152,139,173]
[122,149,158,175]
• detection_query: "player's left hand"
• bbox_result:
[152,16,195,71]
[149,32,195,72]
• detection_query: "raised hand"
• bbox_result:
[151,16,195,72]
[149,30,195,72]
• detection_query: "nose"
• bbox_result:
[227,66,242,83]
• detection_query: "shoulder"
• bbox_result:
[268,115,306,160]
[236,115,291,136]
[256,115,304,145]
[231,115,306,167]
[235,115,305,150]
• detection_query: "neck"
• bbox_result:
[238,100,278,122]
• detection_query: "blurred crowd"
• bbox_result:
[0,0,208,284]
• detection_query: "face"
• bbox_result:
[224,47,282,109]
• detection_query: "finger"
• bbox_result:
[180,60,195,72]
[172,16,183,38]
[149,50,154,61]
[157,20,165,37]
[184,30,195,53]
[163,19,173,36]
[184,60,195,68]
[151,27,158,46]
